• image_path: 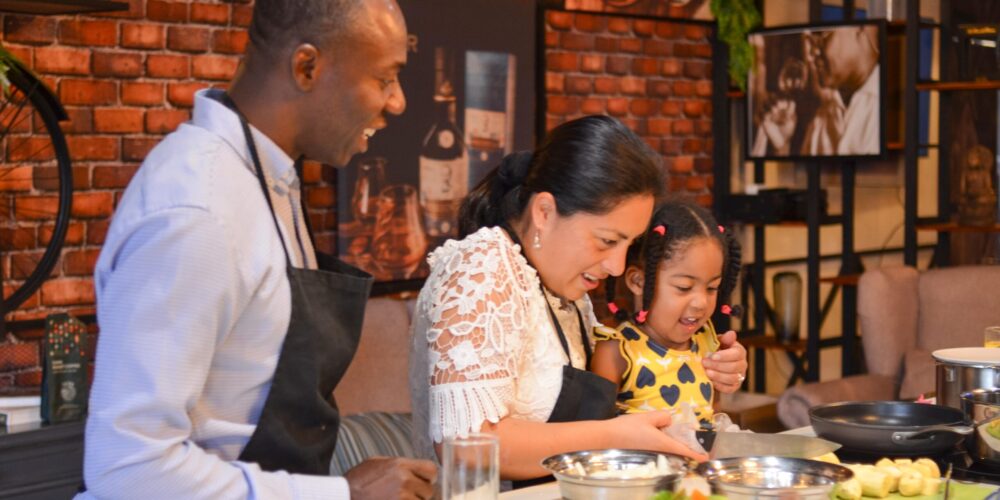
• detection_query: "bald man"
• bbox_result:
[83,1,435,498]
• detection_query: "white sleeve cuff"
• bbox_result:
[291,474,350,500]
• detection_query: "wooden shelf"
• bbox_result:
[741,334,806,352]
[727,90,746,99]
[915,80,1000,92]
[888,142,938,151]
[0,0,127,14]
[917,222,1000,233]
[819,274,860,286]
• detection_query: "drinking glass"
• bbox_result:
[773,271,802,344]
[986,326,1000,348]
[441,433,499,500]
[351,157,387,227]
[371,184,428,279]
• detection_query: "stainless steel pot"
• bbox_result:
[961,389,1000,466]
[933,348,1000,410]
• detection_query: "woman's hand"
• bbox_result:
[608,411,709,462]
[703,330,748,394]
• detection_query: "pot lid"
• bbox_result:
[932,347,1000,366]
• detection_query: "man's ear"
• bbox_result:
[624,265,644,297]
[291,43,320,91]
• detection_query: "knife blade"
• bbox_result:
[709,432,841,459]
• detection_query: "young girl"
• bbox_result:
[592,202,741,428]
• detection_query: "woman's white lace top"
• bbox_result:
[408,226,597,459]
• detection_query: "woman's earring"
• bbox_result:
[532,232,541,249]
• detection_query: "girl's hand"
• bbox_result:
[608,411,709,462]
[703,330,748,394]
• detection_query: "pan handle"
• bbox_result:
[891,425,974,442]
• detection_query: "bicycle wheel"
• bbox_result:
[0,62,73,312]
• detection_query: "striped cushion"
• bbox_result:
[330,412,415,476]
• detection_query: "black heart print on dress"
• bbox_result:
[660,384,680,406]
[700,382,712,401]
[636,366,656,388]
[677,362,696,383]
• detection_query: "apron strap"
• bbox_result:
[501,225,593,367]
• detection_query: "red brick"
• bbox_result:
[13,195,56,221]
[146,54,189,79]
[93,51,144,78]
[672,156,694,174]
[655,22,681,39]
[648,118,672,135]
[87,219,110,245]
[546,52,577,72]
[167,26,210,53]
[662,100,681,116]
[620,38,642,53]
[580,98,605,115]
[67,136,119,161]
[632,57,659,76]
[6,137,55,162]
[673,81,695,97]
[668,175,685,192]
[607,17,630,34]
[621,118,644,135]
[232,3,253,27]
[546,11,573,30]
[633,19,654,37]
[6,46,33,69]
[643,137,660,152]
[0,166,32,192]
[684,60,711,79]
[32,165,83,191]
[167,81,209,107]
[544,31,559,48]
[662,139,682,155]
[213,29,248,54]
[0,226,36,249]
[121,23,164,49]
[192,54,240,81]
[14,369,42,386]
[546,116,562,131]
[94,107,144,133]
[41,278,95,307]
[547,96,579,116]
[574,13,604,32]
[645,39,673,57]
[190,2,230,24]
[674,43,699,58]
[145,108,190,134]
[695,80,712,97]
[566,75,593,95]
[673,119,694,135]
[63,249,101,276]
[92,165,138,189]
[560,32,594,51]
[629,98,655,117]
[650,80,672,97]
[695,157,714,173]
[72,165,90,190]
[0,342,39,371]
[306,186,335,208]
[40,221,85,246]
[594,77,618,94]
[620,77,645,96]
[147,0,188,22]
[123,137,159,162]
[683,100,706,117]
[122,81,164,106]
[606,98,628,117]
[605,56,628,75]
[60,107,93,134]
[72,191,115,218]
[682,138,705,153]
[685,25,709,40]
[580,54,603,73]
[595,36,619,52]
[686,174,708,191]
[59,79,117,106]
[545,72,564,93]
[58,19,118,47]
[696,119,712,135]
[695,193,713,207]
[662,58,682,76]
[35,47,90,76]
[4,15,55,45]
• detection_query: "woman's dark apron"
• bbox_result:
[231,100,373,475]
[502,227,617,488]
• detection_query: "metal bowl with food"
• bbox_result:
[696,456,853,500]
[541,449,688,500]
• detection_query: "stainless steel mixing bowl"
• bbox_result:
[696,456,853,500]
[541,449,688,500]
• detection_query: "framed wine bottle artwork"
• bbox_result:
[336,0,538,295]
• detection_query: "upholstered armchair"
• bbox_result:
[776,265,1000,429]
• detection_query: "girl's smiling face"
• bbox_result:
[628,237,724,350]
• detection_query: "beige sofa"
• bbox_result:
[776,265,1000,429]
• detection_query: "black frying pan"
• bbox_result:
[809,401,974,456]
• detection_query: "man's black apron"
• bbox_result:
[231,100,373,475]
[502,227,617,488]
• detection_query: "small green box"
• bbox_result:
[40,313,88,424]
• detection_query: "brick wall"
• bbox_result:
[544,10,714,205]
[0,2,713,391]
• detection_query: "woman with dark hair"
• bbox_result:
[409,115,748,481]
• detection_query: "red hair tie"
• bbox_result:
[721,304,732,315]
[636,310,649,323]
[607,303,619,314]
[652,225,666,236]
[718,225,725,233]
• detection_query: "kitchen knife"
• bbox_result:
[709,432,841,459]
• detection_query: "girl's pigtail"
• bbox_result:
[718,226,743,318]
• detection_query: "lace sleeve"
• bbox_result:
[422,235,527,443]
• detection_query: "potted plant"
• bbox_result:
[710,0,761,91]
